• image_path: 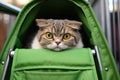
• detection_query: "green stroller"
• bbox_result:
[0,0,120,80]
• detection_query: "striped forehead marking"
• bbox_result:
[53,20,64,35]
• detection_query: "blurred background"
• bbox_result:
[0,0,120,72]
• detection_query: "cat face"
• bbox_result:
[35,19,83,51]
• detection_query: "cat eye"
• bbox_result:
[45,32,53,39]
[63,33,71,40]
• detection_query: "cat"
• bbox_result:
[31,19,84,51]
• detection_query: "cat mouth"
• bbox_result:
[47,44,68,51]
[54,46,62,51]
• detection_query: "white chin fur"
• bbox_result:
[47,43,68,51]
[31,37,42,49]
[47,42,57,49]
[76,40,84,48]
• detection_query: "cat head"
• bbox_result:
[35,19,83,51]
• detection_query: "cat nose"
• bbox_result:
[55,41,61,45]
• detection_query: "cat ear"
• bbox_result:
[36,19,50,27]
[65,20,82,30]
